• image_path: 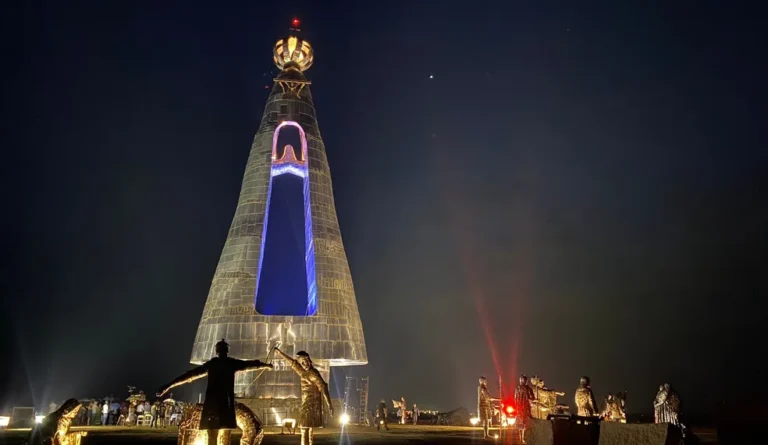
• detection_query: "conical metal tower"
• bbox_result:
[190,24,367,420]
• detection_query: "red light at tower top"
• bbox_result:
[288,18,301,33]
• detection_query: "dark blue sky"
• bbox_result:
[1,1,765,417]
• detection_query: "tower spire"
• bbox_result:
[190,20,367,417]
[273,19,314,72]
[272,23,313,98]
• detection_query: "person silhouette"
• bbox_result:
[157,339,272,445]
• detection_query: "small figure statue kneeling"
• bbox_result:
[600,392,627,423]
[28,399,88,445]
[179,403,263,445]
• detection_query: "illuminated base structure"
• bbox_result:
[189,23,367,424]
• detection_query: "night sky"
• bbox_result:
[2,1,766,419]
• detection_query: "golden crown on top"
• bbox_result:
[273,36,314,72]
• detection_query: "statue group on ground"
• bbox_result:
[477,373,684,442]
[30,340,685,445]
[154,339,332,445]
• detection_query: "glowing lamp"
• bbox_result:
[506,406,514,414]
[35,415,45,424]
[493,434,499,439]
[0,416,10,427]
[469,417,480,426]
[340,413,350,425]
[379,420,384,425]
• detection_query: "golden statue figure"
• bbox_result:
[158,339,272,445]
[615,391,627,421]
[375,400,389,431]
[575,376,598,418]
[28,399,87,445]
[600,393,627,423]
[529,376,566,419]
[654,384,681,426]
[274,348,334,445]
[513,375,535,443]
[477,376,499,439]
[392,397,407,424]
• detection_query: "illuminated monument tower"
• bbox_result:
[190,21,367,419]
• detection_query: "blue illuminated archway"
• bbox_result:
[254,121,317,316]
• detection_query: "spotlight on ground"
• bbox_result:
[470,417,480,426]
[0,416,10,428]
[35,415,45,424]
[340,413,350,425]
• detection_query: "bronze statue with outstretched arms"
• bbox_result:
[157,339,272,445]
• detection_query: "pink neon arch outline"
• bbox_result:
[272,121,307,164]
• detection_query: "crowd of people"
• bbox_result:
[46,392,188,427]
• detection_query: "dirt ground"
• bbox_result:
[0,424,718,445]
